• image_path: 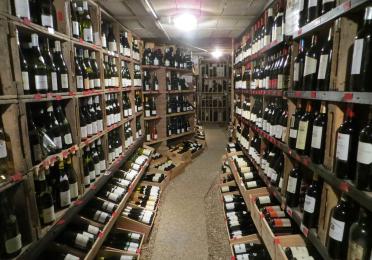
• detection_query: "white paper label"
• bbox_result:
[42,205,55,223]
[351,39,364,75]
[357,141,372,164]
[293,63,300,81]
[287,176,297,194]
[64,254,80,260]
[83,27,93,42]
[0,139,7,158]
[60,190,71,207]
[317,54,329,80]
[329,217,345,242]
[311,126,323,149]
[22,71,30,90]
[70,182,78,199]
[290,129,298,138]
[64,133,73,145]
[72,21,79,36]
[76,75,84,90]
[75,233,88,249]
[54,136,62,149]
[5,234,22,254]
[84,175,90,185]
[234,244,247,254]
[336,133,350,161]
[61,74,69,89]
[100,160,106,171]
[304,195,316,213]
[81,126,87,139]
[304,56,317,76]
[35,75,48,90]
[87,225,99,235]
[296,121,309,150]
[41,15,53,28]
[308,0,318,7]
[258,196,271,204]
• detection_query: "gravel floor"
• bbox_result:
[140,126,231,260]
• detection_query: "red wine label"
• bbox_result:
[304,195,316,213]
[336,133,350,161]
[329,217,345,242]
[311,126,323,149]
[264,205,281,212]
[356,141,372,164]
[273,218,291,227]
[269,210,286,218]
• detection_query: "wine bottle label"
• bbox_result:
[270,210,286,218]
[293,63,300,81]
[109,41,117,52]
[124,48,131,57]
[42,205,55,224]
[89,79,94,89]
[87,224,99,235]
[246,181,258,188]
[97,119,103,132]
[304,195,316,213]
[64,254,80,260]
[94,163,100,177]
[84,175,90,186]
[75,233,89,249]
[93,211,106,223]
[336,133,350,161]
[224,195,234,203]
[329,217,345,242]
[87,123,93,136]
[356,141,372,164]
[100,160,106,172]
[64,133,73,145]
[221,186,230,193]
[76,76,84,90]
[70,182,78,199]
[103,201,115,212]
[287,176,297,194]
[308,0,318,7]
[243,172,254,180]
[317,54,329,80]
[22,71,30,90]
[273,218,291,227]
[61,74,69,89]
[104,78,110,87]
[83,27,93,42]
[142,212,153,224]
[94,78,101,88]
[5,233,22,254]
[35,75,48,90]
[0,138,7,159]
[296,121,308,150]
[271,171,278,182]
[89,170,95,181]
[258,196,271,204]
[311,126,323,149]
[54,136,63,149]
[81,126,87,138]
[323,0,335,3]
[92,121,97,135]
[289,128,297,139]
[41,14,53,28]
[233,244,247,254]
[60,189,71,207]
[351,39,364,75]
[304,56,317,76]
[348,241,366,260]
[108,192,119,202]
[299,0,305,10]
[84,78,90,89]
[225,202,236,210]
[72,21,80,36]
[282,127,287,142]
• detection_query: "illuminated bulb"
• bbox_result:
[174,13,197,31]
[211,49,222,59]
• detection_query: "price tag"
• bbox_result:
[310,91,317,98]
[343,92,353,101]
[79,38,83,43]
[42,159,50,169]
[112,211,117,217]
[10,172,22,182]
[295,91,302,97]
[274,237,281,245]
[286,206,293,217]
[54,95,62,101]
[74,199,84,206]
[69,91,76,96]
[98,231,104,238]
[104,170,111,176]
[22,17,31,26]
[343,1,351,11]
[33,94,43,100]
[339,181,350,193]
[62,150,69,158]
[231,256,236,260]
[136,248,141,254]
[259,212,264,219]
[57,219,65,225]
[57,11,64,21]
[300,223,309,237]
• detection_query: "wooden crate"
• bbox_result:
[229,235,262,257]
[141,168,170,190]
[166,148,192,163]
[276,235,306,260]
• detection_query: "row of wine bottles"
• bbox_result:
[168,140,203,156]
[167,116,192,137]
[235,46,290,90]
[167,96,193,114]
[234,1,286,64]
[142,47,192,70]
[202,79,228,93]
[201,63,231,78]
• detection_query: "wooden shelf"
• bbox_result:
[166,89,194,94]
[235,89,284,97]
[166,111,195,117]
[142,65,192,73]
[144,115,161,121]
[144,130,195,145]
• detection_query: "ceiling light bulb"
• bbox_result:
[174,13,197,31]
[212,49,222,59]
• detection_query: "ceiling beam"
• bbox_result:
[115,15,256,20]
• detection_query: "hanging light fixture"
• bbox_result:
[211,49,223,59]
[174,13,197,31]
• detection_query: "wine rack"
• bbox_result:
[0,0,147,259]
[232,0,372,259]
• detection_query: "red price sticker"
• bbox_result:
[57,219,65,225]
[11,172,22,182]
[33,94,43,100]
[69,91,76,96]
[343,92,353,101]
[54,95,62,101]
[286,206,293,217]
[295,91,301,97]
[79,38,83,43]
[136,249,141,254]
[339,181,350,193]
[57,11,64,21]
[62,151,69,158]
[231,256,236,260]
[300,223,309,237]
[112,211,117,217]
[343,1,351,11]
[22,18,31,26]
[74,199,84,206]
[91,184,97,190]
[98,231,104,238]
[310,91,317,98]
[274,237,281,245]
[259,212,264,219]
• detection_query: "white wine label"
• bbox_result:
[52,72,59,91]
[329,217,345,242]
[87,123,92,136]
[109,42,117,52]
[225,202,235,210]
[243,172,254,180]
[84,175,90,185]
[87,225,99,235]
[247,181,258,188]
[41,14,53,27]
[82,231,94,240]
[124,48,131,57]
[277,74,284,89]
[89,79,94,89]
[81,126,87,139]
[108,192,119,202]
[94,78,101,88]
[304,56,317,76]
[100,160,106,172]
[72,21,80,36]
[42,205,55,224]
[336,133,350,161]
[348,241,366,260]
[236,254,249,260]
[221,186,229,193]
[92,121,97,135]
[60,190,71,207]
[224,195,234,203]
[0,140,7,159]
[287,176,298,194]
[279,177,283,190]
[22,71,30,90]
[61,74,69,89]
[271,171,278,182]
[103,201,115,212]
[70,182,78,199]
[35,75,48,90]
[64,254,80,260]
[54,136,63,149]
[94,163,100,177]
[293,63,300,81]
[89,170,95,181]
[323,0,335,3]
[296,121,309,150]
[317,54,329,79]
[76,75,84,90]
[83,27,93,42]
[308,0,318,7]
[258,196,271,204]
[233,243,247,254]
[75,233,89,249]
[64,133,73,145]
[130,233,141,240]
[311,126,323,149]
[351,39,364,75]
[304,195,316,213]
[5,233,22,254]
[289,128,298,139]
[356,141,372,164]
[97,120,103,132]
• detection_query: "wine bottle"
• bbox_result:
[81,1,93,43]
[83,49,94,90]
[70,0,79,38]
[35,170,55,225]
[316,26,333,91]
[40,0,54,29]
[303,34,319,90]
[90,51,101,89]
[28,33,47,93]
[54,103,73,149]
[295,101,314,155]
[58,230,94,251]
[108,24,117,53]
[74,48,84,92]
[310,102,327,164]
[45,102,63,152]
[302,174,322,228]
[57,159,71,209]
[286,167,302,207]
[299,0,308,27]
[355,112,372,191]
[269,218,294,235]
[53,41,69,92]
[328,195,354,259]
[41,38,58,92]
[349,6,372,92]
[307,0,321,23]
[347,208,372,260]
[81,207,110,224]
[16,30,31,94]
[334,106,358,180]
[65,155,78,201]
[293,39,306,90]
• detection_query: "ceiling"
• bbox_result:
[99,0,270,53]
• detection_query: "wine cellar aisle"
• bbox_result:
[142,126,231,259]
